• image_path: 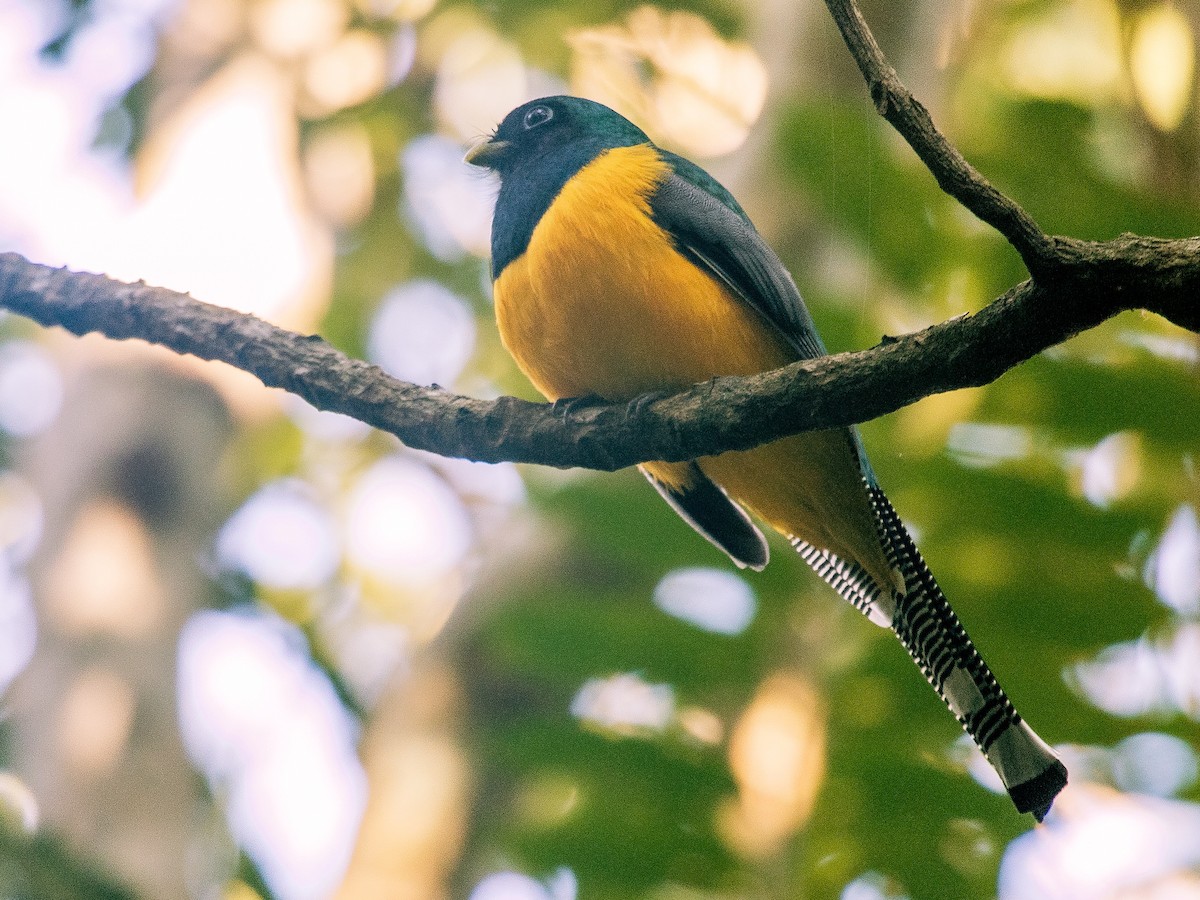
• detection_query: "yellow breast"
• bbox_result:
[493,143,793,401]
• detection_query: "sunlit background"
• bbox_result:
[0,0,1198,898]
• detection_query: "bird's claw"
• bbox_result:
[625,389,671,418]
[551,393,609,420]
[550,390,669,421]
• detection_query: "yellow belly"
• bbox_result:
[494,145,792,399]
[493,143,892,588]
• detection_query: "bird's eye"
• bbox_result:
[522,105,554,130]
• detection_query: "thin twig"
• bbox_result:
[822,0,1058,274]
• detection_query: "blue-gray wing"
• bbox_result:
[649,156,827,362]
[649,155,874,482]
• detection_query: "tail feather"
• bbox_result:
[794,485,1068,820]
[791,539,894,627]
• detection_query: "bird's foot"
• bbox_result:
[551,393,609,421]
[625,389,672,419]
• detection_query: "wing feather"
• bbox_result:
[650,160,827,361]
[642,463,769,570]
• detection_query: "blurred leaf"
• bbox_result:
[0,826,137,900]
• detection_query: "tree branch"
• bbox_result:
[822,0,1056,272]
[0,249,1191,473]
[0,0,1196,472]
[822,0,1199,332]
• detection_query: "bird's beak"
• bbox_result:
[464,138,510,168]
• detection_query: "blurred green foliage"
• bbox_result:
[10,0,1200,898]
[0,826,136,900]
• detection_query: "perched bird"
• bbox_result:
[466,95,1067,819]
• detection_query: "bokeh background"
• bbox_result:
[1,0,1199,898]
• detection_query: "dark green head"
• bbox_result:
[466,96,652,276]
[466,95,650,176]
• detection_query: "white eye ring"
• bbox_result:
[522,105,553,129]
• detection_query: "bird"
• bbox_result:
[465,95,1067,820]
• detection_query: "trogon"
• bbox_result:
[466,95,1067,819]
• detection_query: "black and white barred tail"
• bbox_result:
[794,486,1067,821]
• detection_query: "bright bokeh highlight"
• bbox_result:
[0,341,64,438]
[343,455,472,596]
[0,560,36,694]
[652,567,757,636]
[218,480,341,591]
[570,6,767,157]
[1130,3,1195,131]
[1000,786,1200,899]
[1003,0,1123,104]
[469,869,577,900]
[402,133,495,261]
[178,610,367,900]
[368,280,477,387]
[722,674,825,857]
[570,673,675,735]
[1145,504,1200,615]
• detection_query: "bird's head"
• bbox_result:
[464,96,650,175]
